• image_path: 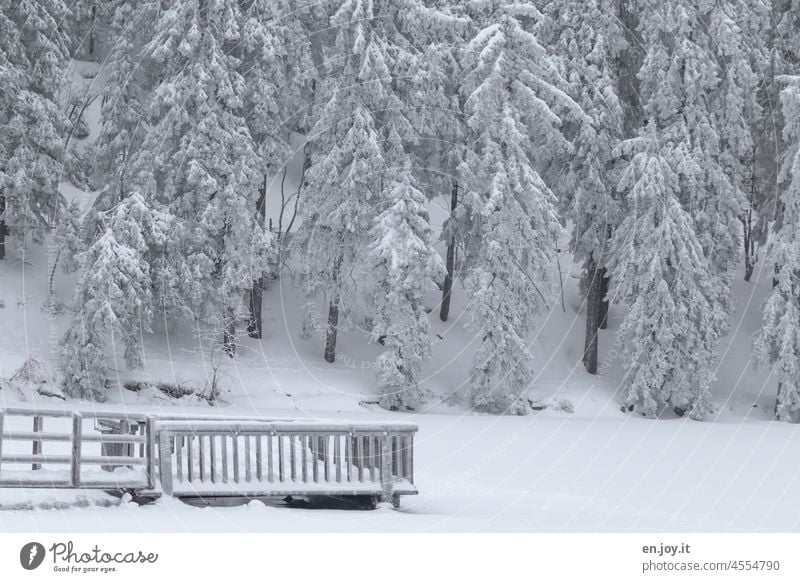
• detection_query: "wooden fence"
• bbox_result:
[0,408,417,506]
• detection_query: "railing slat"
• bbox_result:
[357,436,364,482]
[334,435,341,483]
[302,436,308,483]
[267,434,274,483]
[233,434,240,483]
[278,435,284,482]
[256,435,263,481]
[158,432,173,496]
[245,435,252,483]
[146,417,156,489]
[290,436,296,482]
[71,414,82,487]
[176,435,183,483]
[0,411,4,478]
[222,434,229,483]
[210,435,217,484]
[187,435,194,483]
[198,435,205,482]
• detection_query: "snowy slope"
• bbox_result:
[0,59,797,532]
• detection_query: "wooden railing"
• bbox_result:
[0,408,155,489]
[156,420,417,504]
[0,408,418,506]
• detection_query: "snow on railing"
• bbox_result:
[0,407,417,506]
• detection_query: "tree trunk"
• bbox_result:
[743,209,755,282]
[440,182,458,322]
[223,309,236,358]
[324,255,343,363]
[583,258,603,374]
[247,175,268,339]
[599,268,609,330]
[0,193,7,260]
[324,298,339,363]
[88,4,97,56]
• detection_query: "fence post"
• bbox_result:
[0,410,4,479]
[158,431,174,496]
[32,415,43,470]
[145,417,156,490]
[71,413,82,487]
[380,431,394,506]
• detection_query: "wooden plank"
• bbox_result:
[256,435,263,481]
[322,436,329,482]
[290,435,296,481]
[146,417,156,490]
[221,435,228,483]
[267,435,274,483]
[81,456,146,466]
[245,435,251,483]
[1,454,72,464]
[346,435,352,482]
[380,433,393,504]
[334,435,341,483]
[210,435,217,484]
[198,435,205,482]
[158,433,173,496]
[302,435,308,483]
[278,435,284,482]
[2,431,71,442]
[82,433,147,444]
[357,436,364,482]
[32,415,43,470]
[71,414,82,487]
[176,435,183,483]
[409,435,414,484]
[187,435,194,483]
[233,435,240,483]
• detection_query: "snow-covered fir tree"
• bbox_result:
[296,0,444,410]
[127,0,274,356]
[239,0,316,338]
[0,0,71,259]
[545,0,626,374]
[459,1,569,414]
[60,193,169,399]
[608,131,722,419]
[754,75,800,421]
[368,143,444,410]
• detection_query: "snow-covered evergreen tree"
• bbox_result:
[459,1,568,414]
[0,0,71,259]
[609,132,722,419]
[754,75,800,421]
[368,147,444,409]
[59,193,168,399]
[545,0,626,374]
[127,0,274,356]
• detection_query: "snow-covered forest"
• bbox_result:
[1,0,799,425]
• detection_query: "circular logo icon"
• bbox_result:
[20,542,46,570]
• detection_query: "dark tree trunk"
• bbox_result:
[247,175,268,339]
[440,182,459,322]
[743,209,755,282]
[324,298,339,363]
[88,4,97,56]
[223,306,236,357]
[583,259,603,374]
[599,268,610,330]
[324,255,343,363]
[0,193,7,260]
